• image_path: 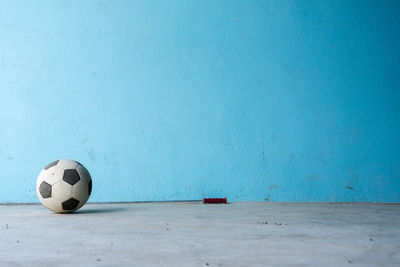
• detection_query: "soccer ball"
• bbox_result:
[36,159,92,213]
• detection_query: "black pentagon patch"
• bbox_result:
[44,160,59,170]
[88,180,92,196]
[63,169,80,185]
[39,181,52,198]
[62,198,80,211]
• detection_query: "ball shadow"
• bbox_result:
[73,207,126,214]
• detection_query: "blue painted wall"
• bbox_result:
[0,0,399,203]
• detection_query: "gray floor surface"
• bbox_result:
[0,202,399,266]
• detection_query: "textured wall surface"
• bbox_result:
[0,0,399,203]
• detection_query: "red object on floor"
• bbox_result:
[203,198,227,204]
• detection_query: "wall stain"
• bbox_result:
[265,185,279,201]
[261,135,265,161]
[268,185,279,190]
[71,137,89,149]
[86,147,96,162]
[346,167,359,191]
[304,173,322,182]
[1,38,4,67]
[345,186,354,191]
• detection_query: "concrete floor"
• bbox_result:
[0,203,399,266]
